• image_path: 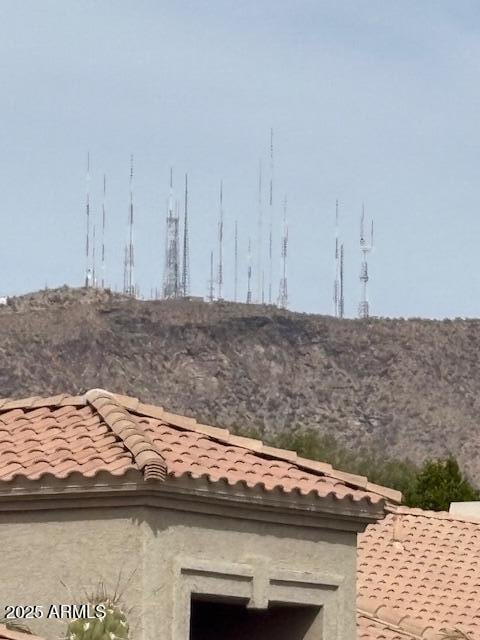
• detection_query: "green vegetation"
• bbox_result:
[65,601,129,640]
[258,427,479,511]
[405,457,479,512]
[65,602,129,640]
[64,582,130,640]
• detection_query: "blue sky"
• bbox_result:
[1,1,480,317]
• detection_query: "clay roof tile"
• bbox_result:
[0,388,396,508]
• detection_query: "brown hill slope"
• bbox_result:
[1,286,480,481]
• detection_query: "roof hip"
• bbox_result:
[85,389,167,482]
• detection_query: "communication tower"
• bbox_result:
[162,168,181,298]
[359,204,374,318]
[85,153,92,287]
[217,181,224,300]
[181,173,190,297]
[277,196,288,309]
[124,154,135,297]
[246,237,253,304]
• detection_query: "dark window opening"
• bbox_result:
[189,596,320,640]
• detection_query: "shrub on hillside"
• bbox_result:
[405,457,479,511]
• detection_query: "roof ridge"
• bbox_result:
[126,397,401,504]
[387,504,480,525]
[0,394,86,412]
[357,596,438,639]
[0,388,401,503]
[85,389,167,482]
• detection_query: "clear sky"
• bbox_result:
[1,0,480,318]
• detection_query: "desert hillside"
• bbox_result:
[1,286,480,481]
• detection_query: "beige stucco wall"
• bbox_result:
[0,504,357,640]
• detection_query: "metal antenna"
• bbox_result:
[234,220,238,302]
[101,174,106,289]
[162,168,181,298]
[256,161,263,303]
[359,203,373,318]
[246,237,252,304]
[333,199,340,317]
[277,195,288,309]
[268,127,274,304]
[268,228,273,304]
[85,152,92,287]
[339,243,345,318]
[217,180,224,300]
[124,154,135,296]
[181,173,190,297]
[208,249,215,302]
[123,244,128,295]
[92,222,96,288]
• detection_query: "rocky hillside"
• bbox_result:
[1,286,480,481]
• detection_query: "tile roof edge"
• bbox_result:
[0,624,44,640]
[85,389,167,482]
[130,399,397,503]
[0,388,397,503]
[357,600,437,639]
[386,504,480,525]
[0,394,86,411]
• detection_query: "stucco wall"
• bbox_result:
[0,504,357,640]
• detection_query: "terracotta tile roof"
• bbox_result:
[0,389,401,507]
[0,625,43,640]
[357,613,422,640]
[357,506,480,639]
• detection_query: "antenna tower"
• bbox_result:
[256,162,263,303]
[359,203,374,318]
[92,222,97,288]
[268,127,274,304]
[217,180,224,300]
[85,152,92,287]
[101,174,106,288]
[123,245,128,294]
[162,168,181,298]
[339,243,345,318]
[208,250,215,302]
[333,199,340,317]
[277,196,288,309]
[246,237,253,304]
[181,173,190,297]
[124,154,135,297]
[234,220,238,302]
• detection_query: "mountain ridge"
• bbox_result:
[1,286,479,482]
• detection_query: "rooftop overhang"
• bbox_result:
[0,470,386,533]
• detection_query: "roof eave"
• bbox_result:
[0,472,385,532]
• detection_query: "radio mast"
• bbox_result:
[246,237,253,304]
[208,249,215,302]
[277,195,288,309]
[333,200,339,316]
[92,222,97,288]
[162,168,181,298]
[217,180,224,300]
[234,220,238,302]
[268,128,274,304]
[85,152,92,287]
[123,154,135,297]
[339,243,345,318]
[101,174,106,289]
[256,162,263,303]
[359,204,374,318]
[181,173,190,297]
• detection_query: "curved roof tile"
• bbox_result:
[0,389,399,507]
